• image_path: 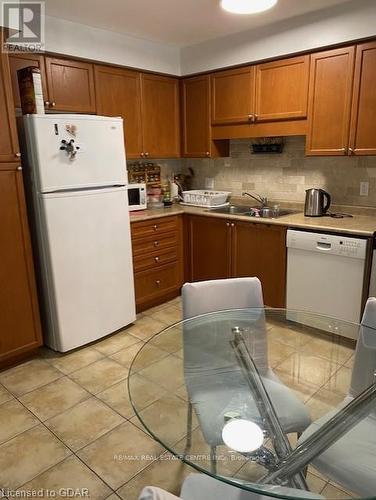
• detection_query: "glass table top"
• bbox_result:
[128,308,376,500]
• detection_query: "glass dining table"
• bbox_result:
[128,308,376,500]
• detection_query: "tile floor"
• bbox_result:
[0,297,356,499]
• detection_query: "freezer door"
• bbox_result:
[39,187,136,352]
[24,114,127,193]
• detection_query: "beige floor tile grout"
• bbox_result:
[12,374,165,494]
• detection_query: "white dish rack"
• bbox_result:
[180,190,231,208]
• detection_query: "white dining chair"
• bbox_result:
[182,278,311,472]
[298,297,376,497]
[138,473,324,500]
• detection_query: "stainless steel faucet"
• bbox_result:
[242,192,268,208]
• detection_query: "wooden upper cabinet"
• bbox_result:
[306,46,355,156]
[349,41,376,156]
[254,55,309,122]
[8,53,48,108]
[181,75,211,157]
[211,66,255,125]
[232,222,286,308]
[94,65,143,158]
[0,52,20,162]
[0,164,42,364]
[181,75,229,158]
[45,57,96,113]
[187,215,231,282]
[141,73,180,158]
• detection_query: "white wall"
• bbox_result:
[44,16,181,75]
[3,1,376,77]
[180,0,376,75]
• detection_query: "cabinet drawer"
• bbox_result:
[132,231,178,256]
[135,262,181,304]
[131,216,179,239]
[133,247,178,272]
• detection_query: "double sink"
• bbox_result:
[207,205,299,219]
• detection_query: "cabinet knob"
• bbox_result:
[140,152,145,157]
[248,114,254,121]
[51,102,56,107]
[341,147,347,154]
[154,256,160,262]
[348,147,354,155]
[254,114,258,122]
[231,223,235,227]
[226,222,230,227]
[153,224,158,231]
[154,241,159,247]
[15,152,21,158]
[155,280,161,286]
[17,166,22,171]
[44,100,50,106]
[145,152,149,157]
[206,152,210,157]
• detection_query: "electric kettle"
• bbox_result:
[304,188,331,217]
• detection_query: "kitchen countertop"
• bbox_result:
[130,204,376,237]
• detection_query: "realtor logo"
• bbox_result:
[2,1,45,52]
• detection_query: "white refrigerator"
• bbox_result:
[22,114,136,352]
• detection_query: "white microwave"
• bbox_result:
[127,183,147,211]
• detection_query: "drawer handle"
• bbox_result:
[154,241,159,247]
[155,256,160,262]
[155,280,161,287]
[153,225,158,231]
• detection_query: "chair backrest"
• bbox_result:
[180,474,324,499]
[349,297,376,398]
[182,277,264,320]
[182,278,269,398]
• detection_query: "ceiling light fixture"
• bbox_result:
[220,0,278,15]
[222,419,264,453]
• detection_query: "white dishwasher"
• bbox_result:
[286,229,367,339]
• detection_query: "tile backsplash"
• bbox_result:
[183,136,376,208]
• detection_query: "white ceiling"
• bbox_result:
[45,0,356,47]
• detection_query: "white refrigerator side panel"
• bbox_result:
[24,114,127,192]
[39,188,135,351]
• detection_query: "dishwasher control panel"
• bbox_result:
[287,230,367,260]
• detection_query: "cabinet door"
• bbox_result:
[181,75,211,157]
[232,222,286,308]
[94,65,143,158]
[254,55,309,122]
[188,215,231,282]
[349,41,376,156]
[0,165,42,364]
[141,73,180,158]
[211,66,255,125]
[8,53,48,108]
[45,57,96,113]
[306,47,355,156]
[0,52,20,162]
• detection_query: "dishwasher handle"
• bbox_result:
[317,241,332,250]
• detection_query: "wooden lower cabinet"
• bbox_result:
[131,215,183,311]
[231,221,287,308]
[0,164,42,366]
[186,215,287,308]
[187,215,232,281]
